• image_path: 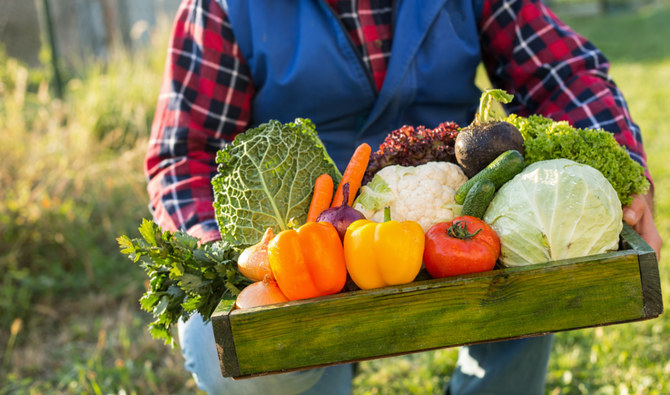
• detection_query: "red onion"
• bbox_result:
[316,183,366,240]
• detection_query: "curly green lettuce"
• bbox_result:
[506,114,649,205]
[213,118,342,247]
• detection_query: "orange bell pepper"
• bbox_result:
[343,208,424,290]
[268,221,347,300]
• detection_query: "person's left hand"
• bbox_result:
[623,192,662,260]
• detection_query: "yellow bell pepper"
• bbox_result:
[343,208,425,290]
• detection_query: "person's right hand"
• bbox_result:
[623,192,662,260]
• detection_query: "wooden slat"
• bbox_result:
[211,309,240,378]
[640,252,663,317]
[211,224,663,378]
[620,225,664,317]
[225,253,644,377]
[640,251,664,317]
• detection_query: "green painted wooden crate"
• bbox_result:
[211,225,663,379]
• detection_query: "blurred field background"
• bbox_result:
[1,1,668,394]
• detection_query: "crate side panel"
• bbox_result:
[639,252,663,317]
[230,255,644,376]
[621,224,664,317]
[211,308,240,377]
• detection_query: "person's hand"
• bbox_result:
[623,192,662,260]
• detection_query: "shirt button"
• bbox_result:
[373,39,383,49]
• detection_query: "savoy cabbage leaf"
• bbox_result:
[213,118,342,247]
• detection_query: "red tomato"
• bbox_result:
[423,215,500,278]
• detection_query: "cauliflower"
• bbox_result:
[353,161,468,232]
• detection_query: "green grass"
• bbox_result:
[1,4,669,394]
[0,29,200,393]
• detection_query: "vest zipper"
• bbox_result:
[319,0,378,96]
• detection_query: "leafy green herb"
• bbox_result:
[476,88,514,123]
[506,114,649,205]
[119,119,342,344]
[213,118,342,247]
[118,219,251,346]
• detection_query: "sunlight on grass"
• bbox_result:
[1,3,669,394]
[0,23,202,393]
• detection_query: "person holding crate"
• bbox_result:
[145,0,661,393]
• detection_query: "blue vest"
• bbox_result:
[220,0,484,169]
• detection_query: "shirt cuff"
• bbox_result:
[188,222,222,244]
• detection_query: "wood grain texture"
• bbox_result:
[211,225,663,378]
[211,309,240,378]
[621,225,664,317]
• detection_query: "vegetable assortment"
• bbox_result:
[120,89,647,344]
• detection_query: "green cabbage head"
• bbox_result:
[483,159,622,267]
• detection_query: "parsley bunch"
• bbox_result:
[118,219,251,346]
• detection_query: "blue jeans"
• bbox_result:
[177,314,354,394]
[447,335,554,395]
[178,314,553,394]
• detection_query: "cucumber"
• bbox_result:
[455,149,525,204]
[461,179,496,219]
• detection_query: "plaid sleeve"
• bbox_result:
[145,0,254,243]
[478,0,649,175]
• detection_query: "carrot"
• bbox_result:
[331,143,371,207]
[307,173,334,222]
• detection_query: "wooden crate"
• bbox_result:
[211,225,663,379]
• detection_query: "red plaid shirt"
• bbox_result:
[146,0,649,242]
